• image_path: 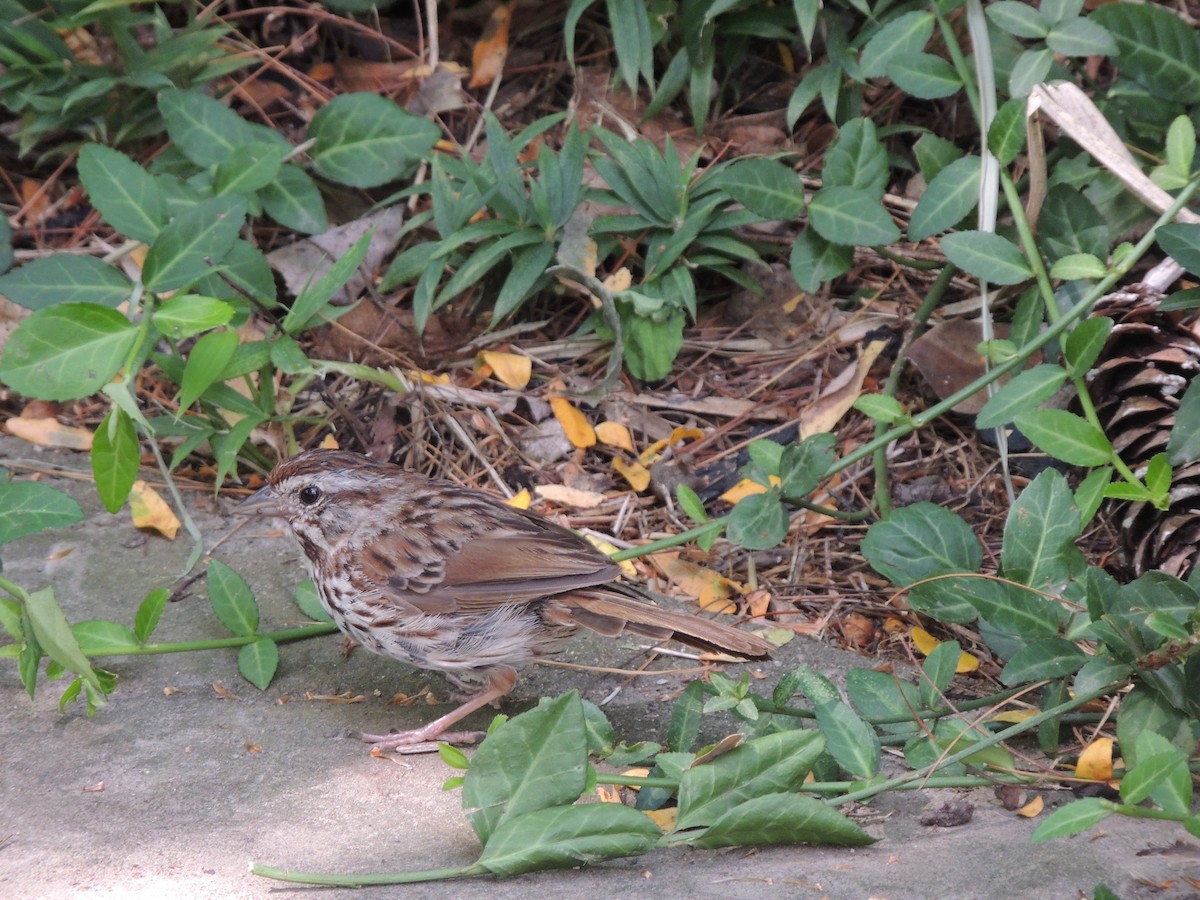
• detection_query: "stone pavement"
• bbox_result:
[1,438,1197,898]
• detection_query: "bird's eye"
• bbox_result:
[298,485,322,506]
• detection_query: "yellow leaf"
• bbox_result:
[469,3,510,88]
[476,350,531,389]
[1076,737,1114,781]
[320,434,340,449]
[506,488,532,510]
[535,483,605,508]
[989,709,1038,724]
[1017,795,1044,818]
[584,534,637,578]
[643,807,676,831]
[719,476,779,504]
[5,417,93,450]
[652,552,742,615]
[799,338,888,437]
[129,480,180,539]
[550,396,596,448]
[603,267,632,293]
[910,626,978,672]
[667,426,704,444]
[596,784,622,803]
[612,456,651,492]
[595,421,635,452]
[405,368,451,386]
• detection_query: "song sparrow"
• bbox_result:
[240,449,773,750]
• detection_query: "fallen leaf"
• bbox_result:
[506,488,532,510]
[1076,737,1114,781]
[596,784,623,803]
[5,416,93,450]
[245,741,263,754]
[720,476,780,504]
[469,3,510,88]
[320,434,340,449]
[584,534,636,578]
[129,480,180,539]
[550,396,596,448]
[643,807,677,831]
[910,626,979,673]
[81,781,105,793]
[989,709,1037,724]
[406,368,452,386]
[603,267,633,293]
[535,483,605,508]
[652,551,742,615]
[613,455,651,492]
[476,350,531,389]
[212,681,240,700]
[799,338,888,437]
[595,420,635,452]
[1017,795,1045,818]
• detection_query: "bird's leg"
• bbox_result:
[359,666,518,753]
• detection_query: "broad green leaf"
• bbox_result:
[854,394,906,424]
[72,619,139,654]
[134,588,169,643]
[152,295,235,341]
[462,692,588,844]
[777,433,837,500]
[1002,469,1083,592]
[888,52,962,100]
[1049,253,1107,280]
[1001,637,1088,683]
[790,227,852,290]
[862,503,981,586]
[0,303,136,401]
[0,482,83,544]
[922,640,961,704]
[1129,732,1193,813]
[177,330,239,412]
[77,144,165,243]
[675,484,708,523]
[667,680,705,753]
[1064,317,1113,377]
[309,94,440,188]
[1031,798,1113,842]
[987,97,1027,166]
[259,165,328,235]
[492,241,555,322]
[238,637,279,690]
[142,196,247,293]
[159,88,278,167]
[987,1,1049,39]
[940,231,1031,284]
[0,255,132,310]
[1014,408,1112,466]
[623,307,684,381]
[269,335,312,375]
[1168,377,1200,465]
[1117,686,1200,767]
[282,231,374,334]
[91,408,139,513]
[1092,2,1200,103]
[213,142,287,197]
[861,11,934,79]
[1008,46,1054,97]
[1038,186,1110,262]
[24,585,102,690]
[975,365,1067,428]
[206,559,259,636]
[726,490,788,550]
[478,803,661,876]
[814,698,879,778]
[908,156,980,241]
[913,132,961,181]
[674,729,825,831]
[822,118,889,195]
[808,186,900,247]
[1046,17,1116,57]
[1156,223,1200,277]
[293,580,333,622]
[847,668,923,733]
[1074,466,1112,527]
[716,158,804,220]
[688,792,874,848]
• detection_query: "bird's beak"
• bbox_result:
[237,485,283,517]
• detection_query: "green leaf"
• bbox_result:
[860,11,934,79]
[908,156,980,241]
[142,196,248,293]
[623,306,685,381]
[1074,466,1112,527]
[259,165,329,235]
[238,637,279,690]
[493,241,555,322]
[1092,2,1200,103]
[676,484,708,523]
[1008,46,1055,98]
[814,698,879,778]
[1168,377,1200,465]
[134,588,169,643]
[91,408,139,513]
[688,792,874,849]
[1030,798,1113,842]
[24,585,102,691]
[1002,469,1083,593]
[922,640,961,704]
[0,303,136,401]
[0,482,83,545]
[293,580,333,622]
[0,255,132,310]
[846,668,923,733]
[862,503,981,586]
[176,330,239,412]
[159,88,278,167]
[822,119,889,195]
[206,560,259,636]
[1157,223,1200,277]
[777,433,836,500]
[1046,17,1116,57]
[214,143,287,197]
[282,231,374,334]
[1038,186,1110,262]
[1001,637,1088,683]
[789,227,853,291]
[853,394,907,425]
[808,186,900,247]
[77,144,165,244]
[478,803,661,876]
[152,295,235,341]
[667,680,705,752]
[309,93,440,188]
[1064,317,1113,378]
[726,490,788,550]
[987,97,1027,166]
[716,158,804,220]
[1014,409,1113,466]
[987,1,1049,39]
[462,692,588,844]
[1049,253,1107,281]
[269,335,312,376]
[940,231,1032,284]
[72,619,139,654]
[888,52,962,100]
[975,365,1068,429]
[674,729,825,832]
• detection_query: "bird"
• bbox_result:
[239,449,773,750]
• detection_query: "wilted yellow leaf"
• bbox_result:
[550,396,596,448]
[405,368,452,386]
[506,488,532,510]
[613,456,651,492]
[910,626,978,673]
[1017,795,1044,818]
[989,709,1038,724]
[1076,737,1114,781]
[477,350,531,389]
[5,417,93,450]
[129,480,180,538]
[720,476,780,504]
[595,421,635,452]
[584,534,637,577]
[653,552,742,615]
[643,807,676,831]
[469,3,510,88]
[535,483,605,508]
[800,338,888,437]
[320,434,340,449]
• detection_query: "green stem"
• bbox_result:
[80,622,337,658]
[0,574,29,603]
[251,862,488,886]
[610,521,723,561]
[1110,802,1191,823]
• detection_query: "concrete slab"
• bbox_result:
[1,439,1197,898]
